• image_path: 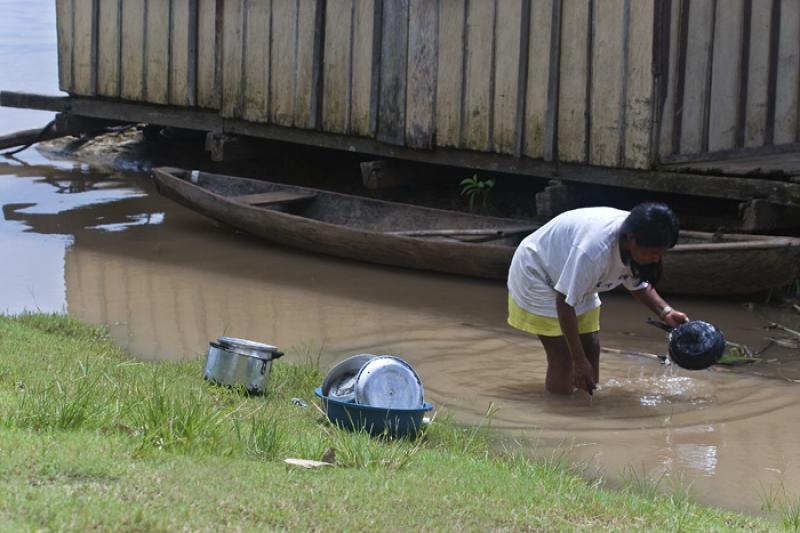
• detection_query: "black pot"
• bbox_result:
[647,319,726,370]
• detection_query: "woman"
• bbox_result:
[507,203,689,395]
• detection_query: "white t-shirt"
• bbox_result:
[507,207,647,317]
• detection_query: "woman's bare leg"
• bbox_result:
[538,332,600,394]
[538,335,574,394]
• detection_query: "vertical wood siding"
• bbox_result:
[169,0,196,107]
[406,0,438,149]
[461,0,494,152]
[658,0,799,161]
[56,0,799,170]
[557,0,590,163]
[196,0,218,109]
[120,0,145,100]
[656,0,681,160]
[745,0,772,148]
[435,0,466,148]
[72,0,96,96]
[145,0,170,104]
[523,0,553,159]
[774,0,800,145]
[241,0,270,122]
[270,0,299,126]
[492,0,523,155]
[708,0,744,152]
[322,0,353,133]
[350,0,375,136]
[624,0,655,168]
[294,0,321,129]
[56,0,74,91]
[679,0,713,155]
[590,0,625,167]
[376,0,409,146]
[221,0,244,118]
[97,0,120,97]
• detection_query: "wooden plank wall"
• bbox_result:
[55,0,680,170]
[657,0,800,161]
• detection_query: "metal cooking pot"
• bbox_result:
[646,319,725,370]
[354,355,424,409]
[204,336,284,395]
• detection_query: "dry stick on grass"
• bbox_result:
[793,304,800,314]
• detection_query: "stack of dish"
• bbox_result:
[316,354,432,436]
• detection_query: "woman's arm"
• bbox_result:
[629,285,689,327]
[555,292,596,393]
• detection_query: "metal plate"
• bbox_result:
[354,355,424,409]
[321,354,376,398]
[217,336,277,352]
[328,374,358,403]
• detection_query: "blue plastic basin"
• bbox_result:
[314,387,432,437]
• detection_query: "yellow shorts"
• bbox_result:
[507,294,600,337]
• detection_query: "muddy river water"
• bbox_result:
[2,0,800,517]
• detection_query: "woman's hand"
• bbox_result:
[572,357,597,395]
[664,309,689,328]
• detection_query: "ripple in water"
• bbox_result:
[601,375,714,407]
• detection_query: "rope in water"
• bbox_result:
[1,119,56,157]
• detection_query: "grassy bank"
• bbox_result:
[0,314,782,531]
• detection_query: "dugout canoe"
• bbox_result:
[152,167,800,296]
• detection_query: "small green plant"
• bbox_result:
[460,174,495,211]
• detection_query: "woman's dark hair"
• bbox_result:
[620,203,679,285]
[620,202,679,248]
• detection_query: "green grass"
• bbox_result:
[0,313,788,531]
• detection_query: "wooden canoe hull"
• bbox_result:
[152,167,800,296]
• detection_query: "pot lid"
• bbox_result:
[354,355,424,409]
[217,336,278,352]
